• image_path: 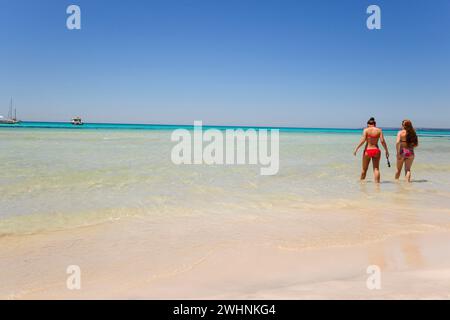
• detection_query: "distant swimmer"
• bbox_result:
[395,119,419,183]
[353,117,390,183]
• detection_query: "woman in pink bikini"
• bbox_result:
[353,117,390,183]
[395,119,419,182]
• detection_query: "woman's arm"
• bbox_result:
[396,131,402,159]
[353,130,367,156]
[380,130,389,158]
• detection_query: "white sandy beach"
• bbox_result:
[1,215,450,299]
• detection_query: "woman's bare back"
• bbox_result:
[399,130,410,148]
[365,127,381,149]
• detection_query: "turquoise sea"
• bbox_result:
[1,121,450,242]
[2,121,450,137]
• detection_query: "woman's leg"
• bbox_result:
[372,155,381,183]
[395,157,404,180]
[404,156,415,183]
[361,154,371,180]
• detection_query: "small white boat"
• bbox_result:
[0,98,20,124]
[71,117,83,125]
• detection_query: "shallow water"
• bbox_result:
[0,127,449,245]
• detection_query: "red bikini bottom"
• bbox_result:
[365,148,381,158]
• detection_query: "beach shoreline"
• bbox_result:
[1,209,450,300]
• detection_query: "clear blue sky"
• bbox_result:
[1,0,449,128]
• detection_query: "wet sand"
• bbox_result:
[1,210,450,299]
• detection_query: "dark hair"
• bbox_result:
[402,119,418,147]
[367,117,376,126]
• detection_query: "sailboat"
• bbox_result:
[0,98,20,124]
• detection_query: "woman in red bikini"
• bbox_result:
[395,119,419,182]
[353,117,390,183]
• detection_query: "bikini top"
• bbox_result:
[401,140,415,148]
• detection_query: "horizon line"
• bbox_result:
[6,120,450,131]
